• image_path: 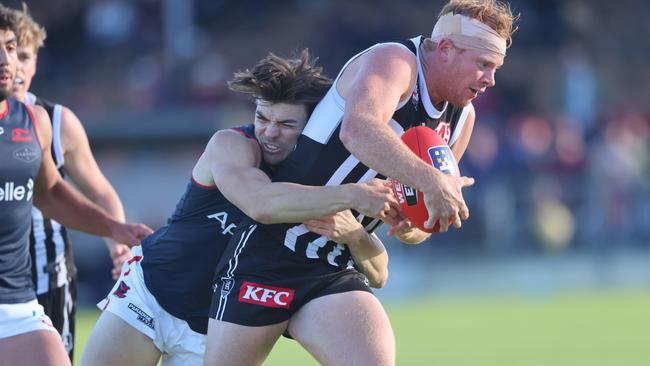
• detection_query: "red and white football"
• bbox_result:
[391,126,460,233]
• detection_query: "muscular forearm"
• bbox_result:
[34,179,118,237]
[87,189,126,223]
[348,232,388,288]
[91,190,127,247]
[341,118,442,191]
[251,183,358,224]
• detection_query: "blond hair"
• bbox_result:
[14,3,46,52]
[439,0,518,47]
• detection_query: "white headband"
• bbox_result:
[431,13,507,56]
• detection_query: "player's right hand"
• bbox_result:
[110,222,154,247]
[422,173,474,232]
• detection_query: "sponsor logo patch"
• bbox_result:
[238,281,295,309]
[207,211,238,235]
[12,128,32,142]
[13,146,38,163]
[219,277,235,297]
[0,179,33,202]
[112,281,130,298]
[127,303,154,330]
[403,185,418,206]
[428,146,459,176]
[392,180,418,206]
[434,121,451,143]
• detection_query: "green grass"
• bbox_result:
[75,290,650,366]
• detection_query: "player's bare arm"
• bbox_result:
[31,105,152,245]
[304,210,388,288]
[339,44,474,233]
[59,106,131,278]
[194,130,399,224]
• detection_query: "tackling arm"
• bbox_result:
[193,130,398,224]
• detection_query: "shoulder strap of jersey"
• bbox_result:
[394,37,418,55]
[35,97,64,168]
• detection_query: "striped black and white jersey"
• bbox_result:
[257,36,472,269]
[25,92,76,295]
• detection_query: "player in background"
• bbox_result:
[81,50,395,366]
[0,5,152,366]
[9,4,132,361]
[204,1,518,365]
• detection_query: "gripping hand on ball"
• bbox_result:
[422,172,474,232]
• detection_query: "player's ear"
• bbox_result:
[436,39,455,59]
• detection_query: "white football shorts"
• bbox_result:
[0,299,58,339]
[98,246,205,366]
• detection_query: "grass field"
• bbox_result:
[75,290,650,366]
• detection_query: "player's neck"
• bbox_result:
[419,50,445,109]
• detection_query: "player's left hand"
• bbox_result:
[304,210,365,245]
[110,222,153,247]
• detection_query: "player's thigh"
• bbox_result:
[80,311,161,366]
[288,291,395,366]
[0,329,71,366]
[203,318,287,366]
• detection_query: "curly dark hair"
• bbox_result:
[228,49,333,115]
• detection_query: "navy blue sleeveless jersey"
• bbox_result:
[0,97,43,304]
[225,37,471,275]
[141,124,267,334]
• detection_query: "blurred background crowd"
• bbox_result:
[4,0,649,303]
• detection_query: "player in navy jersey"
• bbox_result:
[205,1,518,365]
[81,50,396,366]
[0,5,152,366]
[8,5,132,361]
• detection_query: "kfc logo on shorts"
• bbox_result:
[238,281,295,309]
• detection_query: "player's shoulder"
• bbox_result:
[207,126,259,154]
[28,103,50,124]
[32,95,79,126]
[363,41,418,66]
[34,95,57,110]
[28,104,52,148]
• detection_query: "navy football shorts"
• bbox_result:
[209,268,371,327]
